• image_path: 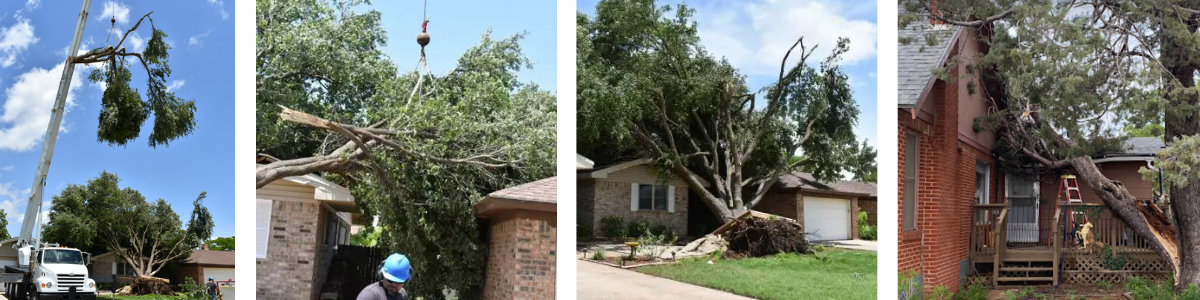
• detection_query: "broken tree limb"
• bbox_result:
[255,106,519,188]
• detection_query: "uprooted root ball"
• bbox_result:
[724,218,811,257]
[121,277,174,296]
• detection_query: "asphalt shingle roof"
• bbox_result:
[776,172,877,197]
[183,250,234,267]
[898,15,958,108]
[487,176,557,204]
[1115,137,1165,156]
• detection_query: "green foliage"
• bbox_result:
[259,1,555,297]
[206,237,234,251]
[592,248,607,260]
[626,219,650,238]
[1142,135,1200,189]
[1125,277,1200,300]
[927,286,952,300]
[1004,287,1037,300]
[899,270,923,300]
[0,209,10,241]
[955,280,989,300]
[578,224,593,241]
[1096,280,1113,290]
[857,210,877,240]
[636,228,678,259]
[89,23,196,148]
[600,216,627,238]
[1098,243,1130,270]
[177,277,209,300]
[350,225,382,247]
[41,172,212,277]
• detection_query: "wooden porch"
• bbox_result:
[970,203,1166,286]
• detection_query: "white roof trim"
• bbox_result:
[579,158,653,179]
[576,154,595,170]
[579,158,710,187]
[281,173,354,202]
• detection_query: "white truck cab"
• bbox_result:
[24,245,97,298]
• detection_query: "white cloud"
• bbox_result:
[695,0,877,75]
[1,166,11,171]
[188,31,209,48]
[0,19,38,68]
[15,0,39,19]
[0,62,85,152]
[207,0,229,20]
[166,80,185,92]
[97,1,131,25]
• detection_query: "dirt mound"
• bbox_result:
[120,277,173,296]
[724,217,811,257]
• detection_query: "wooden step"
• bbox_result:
[999,267,1054,272]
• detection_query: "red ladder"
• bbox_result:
[1055,175,1083,247]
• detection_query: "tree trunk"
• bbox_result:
[1161,21,1200,289]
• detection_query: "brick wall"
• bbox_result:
[178,265,203,286]
[94,260,112,276]
[482,211,556,300]
[859,197,878,225]
[578,179,595,230]
[756,191,801,220]
[589,180,688,237]
[256,200,322,300]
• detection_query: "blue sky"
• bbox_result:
[578,0,880,156]
[370,0,557,91]
[0,0,233,241]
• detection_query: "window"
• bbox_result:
[903,133,918,231]
[256,199,272,259]
[975,161,990,223]
[115,262,134,275]
[326,211,346,246]
[43,250,84,265]
[632,183,673,212]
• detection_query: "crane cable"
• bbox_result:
[407,0,435,107]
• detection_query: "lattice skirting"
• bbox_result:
[1062,256,1169,284]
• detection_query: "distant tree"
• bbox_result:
[42,172,213,277]
[0,210,9,241]
[206,236,234,251]
[350,226,381,247]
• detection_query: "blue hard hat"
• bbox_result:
[380,253,411,283]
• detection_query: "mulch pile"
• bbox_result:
[724,217,811,257]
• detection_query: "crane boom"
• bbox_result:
[16,0,92,250]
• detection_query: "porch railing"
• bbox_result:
[971,203,1155,259]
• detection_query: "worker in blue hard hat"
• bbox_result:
[357,253,411,300]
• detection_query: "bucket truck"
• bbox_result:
[0,0,98,299]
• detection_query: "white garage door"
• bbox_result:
[804,197,851,241]
[204,267,235,282]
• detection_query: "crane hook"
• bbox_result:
[417,20,430,48]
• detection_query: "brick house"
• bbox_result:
[474,176,558,300]
[755,172,877,241]
[255,155,360,300]
[577,158,705,238]
[898,15,1166,292]
[176,248,235,288]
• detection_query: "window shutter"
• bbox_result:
[667,186,676,213]
[631,183,638,211]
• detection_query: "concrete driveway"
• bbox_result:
[577,260,754,300]
[817,239,877,251]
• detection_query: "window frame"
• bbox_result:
[903,132,919,231]
[635,183,671,212]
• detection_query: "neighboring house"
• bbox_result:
[256,155,361,300]
[755,172,877,241]
[475,176,558,300]
[577,158,705,237]
[176,247,235,286]
[898,14,1165,292]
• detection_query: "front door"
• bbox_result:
[1006,175,1039,243]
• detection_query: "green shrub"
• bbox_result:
[1096,280,1112,290]
[600,216,626,238]
[578,224,593,240]
[650,224,669,236]
[1099,244,1129,270]
[178,277,210,300]
[899,270,923,300]
[954,279,989,300]
[1126,277,1200,300]
[626,219,650,238]
[592,248,607,260]
[637,228,678,259]
[927,286,952,300]
[859,225,878,240]
[1004,286,1036,300]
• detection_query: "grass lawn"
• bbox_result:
[95,295,186,300]
[637,248,877,300]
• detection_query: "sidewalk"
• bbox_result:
[576,260,754,300]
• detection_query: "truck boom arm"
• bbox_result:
[16,0,92,250]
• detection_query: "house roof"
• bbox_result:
[256,153,356,212]
[182,249,235,267]
[475,177,557,217]
[898,12,959,108]
[776,172,876,197]
[577,154,595,170]
[578,158,711,187]
[1116,137,1165,156]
